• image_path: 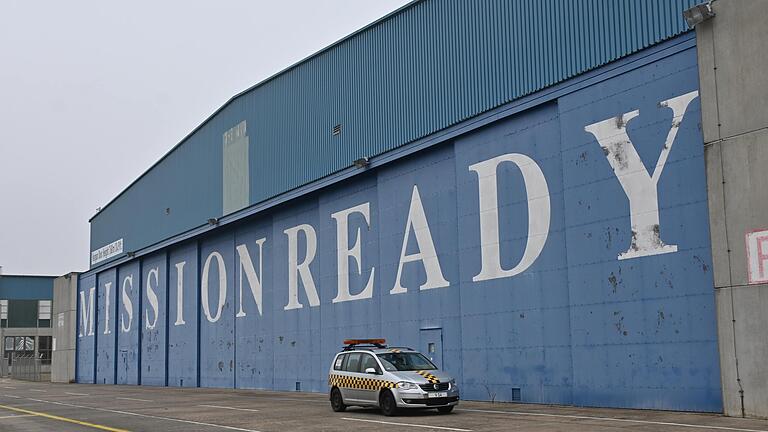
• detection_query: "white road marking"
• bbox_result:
[21,397,262,432]
[115,397,152,402]
[270,397,326,404]
[65,392,90,396]
[341,417,472,431]
[199,404,260,413]
[458,408,768,432]
[0,414,33,419]
[28,390,46,393]
[2,395,21,399]
[1,387,16,390]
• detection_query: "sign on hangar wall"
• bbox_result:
[77,46,722,412]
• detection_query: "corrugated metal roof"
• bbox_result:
[89,0,699,258]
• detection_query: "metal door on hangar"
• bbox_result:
[420,328,442,369]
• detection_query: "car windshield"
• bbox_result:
[377,352,437,371]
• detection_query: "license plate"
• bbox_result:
[427,392,448,398]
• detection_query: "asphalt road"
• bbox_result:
[0,378,767,431]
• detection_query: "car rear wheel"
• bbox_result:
[437,406,454,414]
[330,387,346,412]
[379,390,398,416]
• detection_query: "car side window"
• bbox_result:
[333,354,346,371]
[344,353,362,373]
[360,354,380,374]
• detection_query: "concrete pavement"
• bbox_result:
[1,378,767,431]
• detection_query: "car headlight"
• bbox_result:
[397,381,420,390]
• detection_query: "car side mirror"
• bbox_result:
[365,367,378,374]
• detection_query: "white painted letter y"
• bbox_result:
[584,91,698,260]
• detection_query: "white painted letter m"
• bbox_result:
[79,287,95,337]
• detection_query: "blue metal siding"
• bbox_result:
[558,47,720,409]
[199,233,235,388]
[234,221,273,389]
[95,269,117,384]
[0,276,54,300]
[140,252,167,386]
[76,274,96,384]
[270,199,324,392]
[167,242,199,387]
[89,0,699,262]
[453,102,571,403]
[78,40,721,411]
[116,261,140,385]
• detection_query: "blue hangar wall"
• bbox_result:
[76,41,722,411]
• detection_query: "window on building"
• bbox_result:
[38,336,52,365]
[7,300,38,328]
[15,336,34,352]
[2,337,11,366]
[4,336,35,364]
[0,300,7,328]
[38,300,51,328]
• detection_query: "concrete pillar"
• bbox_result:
[697,0,768,419]
[51,273,78,383]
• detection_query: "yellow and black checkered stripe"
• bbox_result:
[416,370,440,384]
[329,374,397,390]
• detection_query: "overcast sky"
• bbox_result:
[0,0,411,276]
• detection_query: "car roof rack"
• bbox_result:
[342,339,387,351]
[384,346,415,351]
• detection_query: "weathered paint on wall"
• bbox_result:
[235,220,273,389]
[77,43,721,411]
[199,234,235,388]
[167,242,198,387]
[95,269,116,384]
[116,261,140,385]
[76,274,96,383]
[141,252,167,386]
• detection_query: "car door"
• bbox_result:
[341,352,364,402]
[331,353,348,398]
[358,353,383,404]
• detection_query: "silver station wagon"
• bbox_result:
[328,339,460,416]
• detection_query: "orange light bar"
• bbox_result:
[343,338,386,346]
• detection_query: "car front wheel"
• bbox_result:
[330,387,346,412]
[379,390,398,416]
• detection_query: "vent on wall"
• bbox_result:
[511,387,521,401]
[332,124,342,136]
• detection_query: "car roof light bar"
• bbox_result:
[342,339,387,350]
